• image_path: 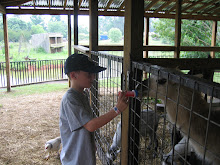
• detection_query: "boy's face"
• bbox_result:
[73,71,96,89]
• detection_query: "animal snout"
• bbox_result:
[135,79,149,98]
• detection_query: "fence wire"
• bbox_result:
[130,61,220,165]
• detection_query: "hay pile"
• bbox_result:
[0,89,103,165]
[0,91,63,165]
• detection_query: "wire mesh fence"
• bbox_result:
[131,61,220,165]
[83,51,220,165]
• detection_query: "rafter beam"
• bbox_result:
[64,0,68,9]
[188,0,219,15]
[144,0,160,11]
[1,0,32,7]
[79,0,83,8]
[181,0,201,13]
[166,0,190,14]
[105,0,113,11]
[0,4,6,14]
[118,1,125,11]
[154,0,173,13]
[201,2,220,15]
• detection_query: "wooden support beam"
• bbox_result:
[143,17,149,58]
[174,0,182,58]
[89,0,98,52]
[3,14,11,92]
[68,11,72,56]
[74,0,79,54]
[122,0,144,165]
[210,21,217,58]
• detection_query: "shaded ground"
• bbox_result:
[0,87,102,165]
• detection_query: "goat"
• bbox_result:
[106,109,159,164]
[136,69,220,165]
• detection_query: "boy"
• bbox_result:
[59,54,129,165]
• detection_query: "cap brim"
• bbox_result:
[83,66,107,73]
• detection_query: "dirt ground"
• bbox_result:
[0,88,102,165]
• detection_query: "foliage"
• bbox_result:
[108,28,122,43]
[48,21,67,38]
[152,18,175,45]
[50,15,62,22]
[99,16,124,36]
[31,24,46,34]
[152,19,220,45]
[30,15,46,29]
[79,33,89,41]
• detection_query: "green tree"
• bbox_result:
[48,21,67,38]
[50,15,61,22]
[152,19,220,57]
[99,16,124,35]
[108,28,122,43]
[30,15,46,29]
[31,24,46,34]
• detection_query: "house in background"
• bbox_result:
[31,33,65,53]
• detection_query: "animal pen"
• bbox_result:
[74,48,220,165]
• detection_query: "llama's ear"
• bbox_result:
[157,78,167,84]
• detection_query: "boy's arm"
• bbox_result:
[84,91,128,132]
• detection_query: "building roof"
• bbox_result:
[0,0,220,21]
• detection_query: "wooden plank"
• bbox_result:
[78,45,220,52]
[3,14,11,92]
[180,46,220,51]
[73,45,90,54]
[143,45,175,51]
[211,21,217,58]
[74,0,79,54]
[89,0,98,52]
[142,58,220,70]
[143,17,149,58]
[174,0,182,58]
[68,12,72,56]
[122,0,144,165]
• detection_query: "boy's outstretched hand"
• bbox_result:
[116,91,129,113]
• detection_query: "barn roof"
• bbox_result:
[0,0,220,21]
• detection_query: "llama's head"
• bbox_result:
[136,74,168,101]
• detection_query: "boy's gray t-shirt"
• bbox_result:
[59,88,96,165]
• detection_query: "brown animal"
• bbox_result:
[137,69,220,165]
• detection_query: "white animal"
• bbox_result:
[137,69,220,165]
[44,136,61,160]
[106,109,160,164]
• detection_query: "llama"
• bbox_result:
[137,69,220,165]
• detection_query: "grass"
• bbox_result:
[0,81,69,99]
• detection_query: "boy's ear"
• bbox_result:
[70,72,77,79]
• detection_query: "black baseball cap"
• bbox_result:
[64,54,106,74]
